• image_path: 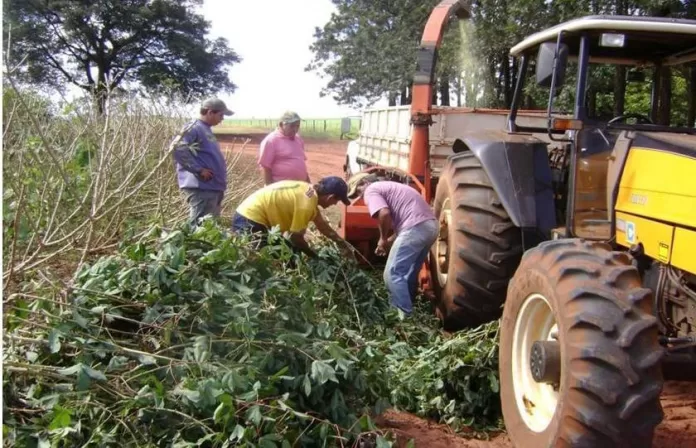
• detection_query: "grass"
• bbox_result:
[217,117,361,141]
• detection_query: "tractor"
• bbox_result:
[339,0,696,446]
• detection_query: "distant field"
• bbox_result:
[217,117,361,140]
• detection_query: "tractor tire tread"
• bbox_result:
[501,238,664,447]
[431,152,523,331]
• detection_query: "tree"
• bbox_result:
[307,0,452,108]
[3,0,240,114]
[310,0,695,114]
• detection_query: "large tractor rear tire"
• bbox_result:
[500,239,664,448]
[431,152,522,331]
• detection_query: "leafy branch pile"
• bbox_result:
[3,222,501,447]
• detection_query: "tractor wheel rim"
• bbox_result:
[436,198,451,287]
[512,293,559,433]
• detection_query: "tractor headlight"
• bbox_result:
[600,33,625,47]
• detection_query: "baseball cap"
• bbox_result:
[201,97,234,116]
[347,172,379,198]
[317,176,350,205]
[280,111,301,124]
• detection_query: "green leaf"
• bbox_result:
[48,405,72,430]
[310,360,338,385]
[213,402,227,424]
[57,363,83,376]
[196,433,217,446]
[317,321,331,339]
[203,279,214,297]
[231,280,254,296]
[319,422,329,440]
[48,330,62,353]
[106,355,129,372]
[488,371,499,393]
[15,299,29,319]
[84,365,107,381]
[259,435,280,448]
[358,415,376,431]
[405,440,416,448]
[229,424,246,442]
[138,354,157,366]
[72,311,89,328]
[77,369,91,391]
[375,436,392,448]
[302,374,312,396]
[246,405,262,427]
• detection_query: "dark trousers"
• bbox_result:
[182,188,224,225]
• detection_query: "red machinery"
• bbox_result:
[338,0,471,293]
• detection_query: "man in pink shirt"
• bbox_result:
[348,174,438,315]
[257,111,310,185]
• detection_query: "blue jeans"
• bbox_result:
[384,219,439,314]
[231,212,269,249]
[231,212,268,235]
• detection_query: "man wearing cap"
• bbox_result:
[347,173,438,315]
[231,176,353,258]
[172,97,234,225]
[257,111,310,186]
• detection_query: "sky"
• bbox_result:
[199,0,368,119]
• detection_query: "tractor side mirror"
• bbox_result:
[536,42,569,90]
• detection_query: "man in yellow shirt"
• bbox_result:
[232,176,352,258]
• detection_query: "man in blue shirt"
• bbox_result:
[172,97,234,225]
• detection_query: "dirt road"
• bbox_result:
[217,132,348,182]
[216,131,696,448]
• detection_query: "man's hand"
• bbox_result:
[313,212,351,250]
[289,231,317,258]
[375,237,389,257]
[199,168,214,181]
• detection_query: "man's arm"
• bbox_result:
[263,167,274,185]
[313,212,348,247]
[289,231,317,258]
[374,208,394,256]
[258,137,275,185]
[172,126,205,175]
[376,208,394,241]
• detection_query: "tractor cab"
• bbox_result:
[506,15,696,242]
[497,16,696,447]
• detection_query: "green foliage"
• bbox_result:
[4,222,502,446]
[389,324,502,432]
[309,0,696,111]
[3,0,240,112]
[307,0,442,107]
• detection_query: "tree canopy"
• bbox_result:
[308,0,696,118]
[3,0,240,113]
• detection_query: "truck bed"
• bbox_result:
[348,106,566,177]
